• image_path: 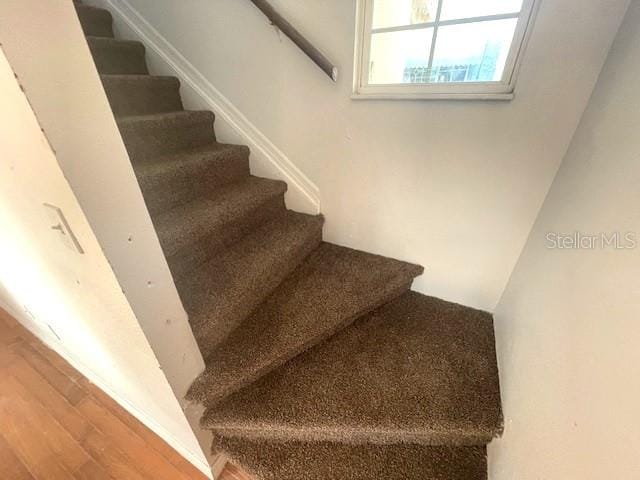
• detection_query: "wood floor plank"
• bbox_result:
[0,307,18,328]
[80,377,209,480]
[0,342,21,369]
[0,385,75,479]
[7,358,149,480]
[0,374,91,476]
[76,395,194,480]
[82,430,151,480]
[0,314,23,347]
[9,358,94,440]
[0,433,36,480]
[16,341,88,405]
[73,459,115,480]
[26,334,83,381]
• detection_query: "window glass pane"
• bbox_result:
[369,29,434,84]
[440,0,523,21]
[372,0,439,29]
[430,18,518,83]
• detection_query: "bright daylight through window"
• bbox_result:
[354,0,538,99]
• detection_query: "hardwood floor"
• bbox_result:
[0,307,250,480]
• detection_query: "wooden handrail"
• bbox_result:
[248,0,338,82]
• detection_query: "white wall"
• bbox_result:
[0,1,210,473]
[490,1,640,477]
[108,0,628,311]
[0,46,208,472]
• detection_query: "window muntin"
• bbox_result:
[355,0,537,98]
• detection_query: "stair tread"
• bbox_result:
[188,242,423,406]
[202,291,502,446]
[215,436,487,480]
[177,211,324,356]
[153,176,286,259]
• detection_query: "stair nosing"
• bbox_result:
[100,73,180,83]
[116,109,214,124]
[207,422,497,447]
[86,36,144,47]
[75,4,111,13]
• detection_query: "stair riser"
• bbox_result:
[196,278,416,406]
[138,151,251,216]
[77,8,114,37]
[166,195,286,279]
[102,77,183,117]
[88,41,148,75]
[195,223,324,359]
[118,115,215,161]
[215,436,488,480]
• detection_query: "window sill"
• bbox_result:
[351,91,515,101]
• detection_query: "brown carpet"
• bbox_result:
[177,211,324,356]
[78,3,501,478]
[153,176,286,264]
[77,5,114,38]
[202,292,502,445]
[117,110,216,160]
[134,143,250,215]
[101,75,183,117]
[187,243,423,405]
[87,37,148,75]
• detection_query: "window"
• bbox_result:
[353,0,538,99]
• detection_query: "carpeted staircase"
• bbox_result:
[75,3,503,478]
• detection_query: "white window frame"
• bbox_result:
[353,0,540,100]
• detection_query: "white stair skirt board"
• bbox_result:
[93,0,321,215]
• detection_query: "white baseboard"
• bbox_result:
[97,0,321,215]
[0,301,213,479]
